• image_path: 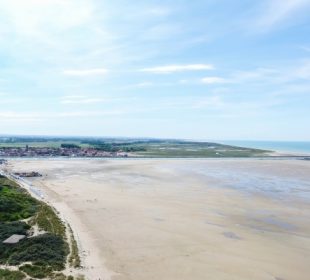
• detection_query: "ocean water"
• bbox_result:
[219,140,310,154]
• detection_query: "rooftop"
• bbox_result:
[3,234,26,244]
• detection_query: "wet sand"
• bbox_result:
[6,159,310,280]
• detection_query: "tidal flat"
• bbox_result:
[7,159,310,280]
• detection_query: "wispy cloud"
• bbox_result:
[60,95,106,104]
[121,82,154,89]
[251,0,310,31]
[192,96,224,109]
[0,112,42,122]
[300,46,310,52]
[201,77,227,84]
[142,23,182,41]
[0,110,124,122]
[200,68,279,85]
[295,60,310,80]
[146,7,171,17]
[58,110,123,117]
[0,0,94,38]
[63,68,108,76]
[140,64,213,74]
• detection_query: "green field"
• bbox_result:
[0,136,271,157]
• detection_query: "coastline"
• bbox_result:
[1,168,112,280]
[1,149,310,160]
[3,158,310,280]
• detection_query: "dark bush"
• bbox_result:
[0,221,29,242]
[0,234,68,270]
[0,269,26,280]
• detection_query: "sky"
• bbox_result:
[0,0,310,141]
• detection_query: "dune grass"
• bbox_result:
[0,176,74,279]
[0,269,26,280]
[31,203,66,238]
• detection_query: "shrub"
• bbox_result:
[19,264,53,279]
[0,178,38,222]
[0,221,29,242]
[0,269,26,280]
[1,234,68,270]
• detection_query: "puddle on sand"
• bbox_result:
[222,231,242,240]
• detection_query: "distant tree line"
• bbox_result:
[60,143,80,149]
[94,143,146,152]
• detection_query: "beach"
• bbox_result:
[5,159,310,280]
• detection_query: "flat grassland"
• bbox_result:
[7,159,310,280]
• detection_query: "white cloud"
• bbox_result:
[201,77,227,84]
[0,0,93,37]
[58,111,123,117]
[146,7,171,17]
[0,111,41,122]
[140,64,214,74]
[60,95,106,104]
[121,82,154,89]
[199,68,282,86]
[0,110,124,122]
[63,68,108,77]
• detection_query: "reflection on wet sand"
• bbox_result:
[7,159,310,280]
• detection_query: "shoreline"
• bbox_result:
[0,168,106,280]
[1,154,310,161]
[4,158,310,280]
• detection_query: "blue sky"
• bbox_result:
[0,0,309,140]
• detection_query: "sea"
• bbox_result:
[219,140,310,155]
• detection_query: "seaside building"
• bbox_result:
[3,234,26,244]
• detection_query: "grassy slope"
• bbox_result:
[0,178,38,222]
[0,176,80,279]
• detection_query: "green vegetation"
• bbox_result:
[19,266,75,280]
[0,137,90,148]
[51,273,69,280]
[0,136,270,157]
[19,264,53,279]
[68,226,81,268]
[61,143,80,149]
[52,273,67,280]
[131,141,268,158]
[31,204,66,238]
[93,142,146,152]
[0,176,38,222]
[0,269,26,280]
[1,233,68,270]
[0,176,83,279]
[0,221,29,242]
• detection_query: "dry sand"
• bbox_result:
[6,159,310,280]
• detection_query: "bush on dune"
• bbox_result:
[1,233,68,270]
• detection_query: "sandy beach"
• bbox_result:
[5,159,310,280]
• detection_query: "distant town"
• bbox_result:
[0,145,129,158]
